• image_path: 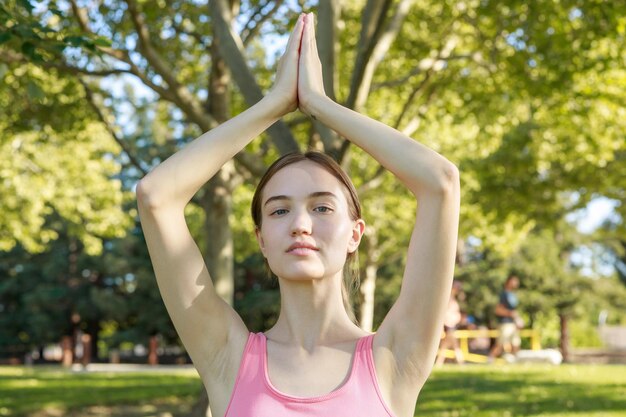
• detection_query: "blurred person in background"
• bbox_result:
[488,274,524,363]
[436,281,465,365]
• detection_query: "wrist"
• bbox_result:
[259,93,292,120]
[303,94,333,120]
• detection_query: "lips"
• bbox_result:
[286,242,319,252]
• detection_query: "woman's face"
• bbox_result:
[255,161,364,282]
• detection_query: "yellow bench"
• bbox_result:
[440,328,541,363]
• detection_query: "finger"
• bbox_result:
[285,14,305,56]
[301,13,312,57]
[306,13,317,56]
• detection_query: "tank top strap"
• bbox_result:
[244,332,266,373]
[351,333,375,377]
[225,332,264,398]
[352,333,397,417]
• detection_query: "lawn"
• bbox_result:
[0,365,201,416]
[1,364,625,416]
[418,364,626,417]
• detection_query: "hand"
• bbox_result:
[266,14,305,116]
[298,13,327,116]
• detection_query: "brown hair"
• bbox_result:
[251,151,362,324]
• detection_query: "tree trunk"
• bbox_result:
[185,7,236,416]
[148,334,159,365]
[80,333,92,366]
[559,312,570,363]
[61,335,73,367]
[86,318,100,363]
[359,225,380,331]
[201,158,236,301]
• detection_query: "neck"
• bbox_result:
[266,272,362,350]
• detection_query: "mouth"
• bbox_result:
[286,243,319,253]
[287,247,319,256]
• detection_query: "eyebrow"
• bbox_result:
[263,191,339,207]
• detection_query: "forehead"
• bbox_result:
[262,161,348,203]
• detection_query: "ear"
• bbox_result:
[347,219,366,254]
[255,227,267,257]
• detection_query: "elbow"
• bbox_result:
[435,162,460,196]
[136,177,162,211]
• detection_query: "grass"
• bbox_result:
[417,364,626,416]
[1,364,625,416]
[0,365,201,416]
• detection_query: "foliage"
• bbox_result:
[0,215,178,359]
[0,0,111,62]
[0,64,132,254]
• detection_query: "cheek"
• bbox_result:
[327,220,355,247]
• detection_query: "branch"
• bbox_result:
[210,0,299,155]
[235,151,267,178]
[0,49,137,77]
[314,0,344,158]
[357,165,387,195]
[340,31,459,161]
[65,0,270,185]
[393,70,432,130]
[339,0,409,163]
[171,21,210,49]
[67,0,181,104]
[351,0,414,111]
[79,80,149,176]
[124,0,214,131]
[373,54,473,90]
[393,35,460,131]
[345,0,394,110]
[69,0,90,32]
[241,0,284,46]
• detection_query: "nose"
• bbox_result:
[290,208,312,235]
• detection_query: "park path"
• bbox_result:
[69,363,198,374]
[27,399,192,417]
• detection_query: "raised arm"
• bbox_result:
[299,13,460,383]
[135,15,305,380]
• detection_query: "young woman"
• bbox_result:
[137,13,460,417]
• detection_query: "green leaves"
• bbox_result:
[0,0,113,62]
[0,65,132,255]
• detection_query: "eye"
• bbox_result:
[270,208,288,216]
[314,206,333,213]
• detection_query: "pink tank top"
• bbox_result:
[223,332,396,417]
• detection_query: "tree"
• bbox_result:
[1,0,625,414]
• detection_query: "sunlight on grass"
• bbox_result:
[417,364,626,417]
[1,364,625,416]
[0,366,202,416]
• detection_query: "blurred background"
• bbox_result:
[1,0,625,416]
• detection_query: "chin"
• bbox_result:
[277,270,326,281]
[276,265,345,283]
